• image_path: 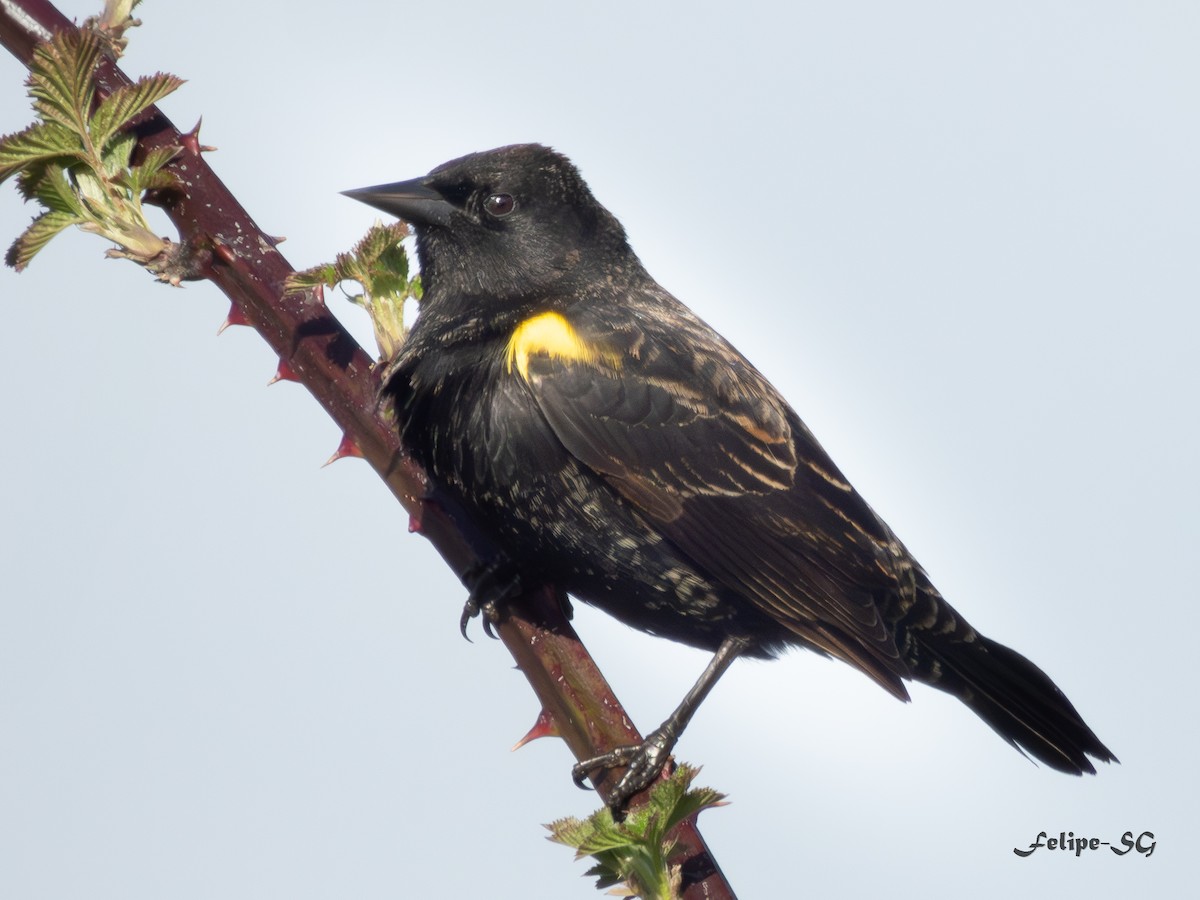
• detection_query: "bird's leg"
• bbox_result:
[572,635,748,813]
[459,555,524,640]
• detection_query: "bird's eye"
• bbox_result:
[483,192,516,218]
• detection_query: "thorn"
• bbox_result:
[511,709,560,751]
[268,359,299,385]
[257,234,287,254]
[322,432,363,467]
[217,304,251,335]
[267,235,287,246]
[180,118,217,155]
[408,512,422,534]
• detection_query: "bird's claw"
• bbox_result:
[571,727,676,813]
[459,557,521,640]
[459,594,500,640]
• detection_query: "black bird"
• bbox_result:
[345,144,1115,809]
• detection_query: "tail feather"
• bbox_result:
[922,634,1117,774]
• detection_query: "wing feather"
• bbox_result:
[520,297,911,694]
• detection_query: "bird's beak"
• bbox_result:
[341,177,455,227]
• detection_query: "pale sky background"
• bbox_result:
[1,2,1196,898]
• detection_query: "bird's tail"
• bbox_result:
[918,630,1117,774]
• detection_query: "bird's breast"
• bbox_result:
[394,337,568,501]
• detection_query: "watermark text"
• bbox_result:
[1013,830,1155,858]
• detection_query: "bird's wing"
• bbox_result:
[514,297,912,697]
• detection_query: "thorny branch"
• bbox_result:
[0,2,735,897]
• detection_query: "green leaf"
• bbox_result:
[31,164,86,216]
[100,131,136,178]
[5,209,83,270]
[135,144,182,179]
[0,121,80,183]
[116,144,182,194]
[287,221,415,361]
[352,222,412,309]
[2,19,188,277]
[659,783,726,837]
[368,240,410,297]
[545,765,726,899]
[378,239,409,278]
[89,73,185,150]
[546,814,597,850]
[72,169,109,210]
[27,30,103,137]
[357,221,408,271]
[580,864,625,892]
[285,263,340,291]
[120,164,175,195]
[573,813,640,857]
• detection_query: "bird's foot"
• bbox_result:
[459,555,523,640]
[572,726,676,814]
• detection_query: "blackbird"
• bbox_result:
[345,144,1115,810]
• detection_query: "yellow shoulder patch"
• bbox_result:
[505,312,621,380]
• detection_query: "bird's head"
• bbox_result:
[344,144,634,304]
